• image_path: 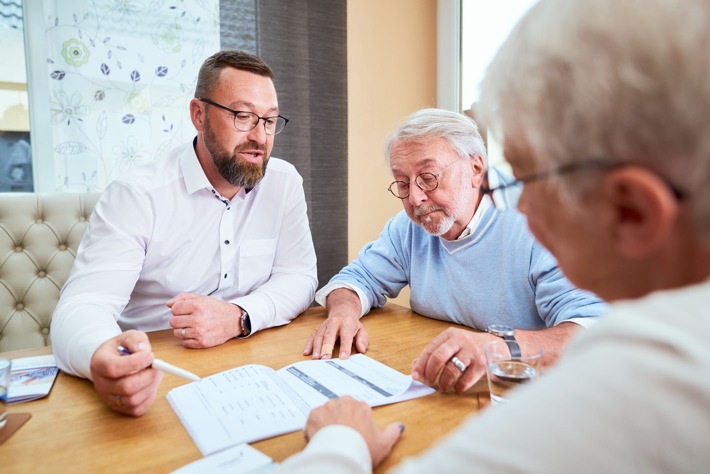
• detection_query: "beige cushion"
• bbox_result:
[0,192,99,351]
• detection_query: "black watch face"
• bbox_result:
[243,313,251,333]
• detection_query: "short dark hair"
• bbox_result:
[194,50,274,99]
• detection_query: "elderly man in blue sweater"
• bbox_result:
[304,108,607,392]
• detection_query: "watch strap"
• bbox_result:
[487,325,522,359]
[502,334,521,359]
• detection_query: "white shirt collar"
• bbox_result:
[456,194,493,240]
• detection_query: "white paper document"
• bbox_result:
[171,443,277,474]
[167,354,435,455]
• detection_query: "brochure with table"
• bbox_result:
[8,355,60,404]
[167,353,435,456]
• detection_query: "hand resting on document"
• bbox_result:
[304,396,405,468]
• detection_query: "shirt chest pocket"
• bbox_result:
[237,238,279,292]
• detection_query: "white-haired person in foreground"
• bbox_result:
[274,0,710,471]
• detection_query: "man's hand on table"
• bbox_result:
[167,293,243,348]
[303,288,368,359]
[90,329,163,417]
[411,327,497,393]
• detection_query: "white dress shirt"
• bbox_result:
[52,140,318,379]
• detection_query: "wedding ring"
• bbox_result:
[181,328,186,338]
[115,394,123,408]
[450,356,467,373]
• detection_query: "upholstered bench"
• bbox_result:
[0,192,100,351]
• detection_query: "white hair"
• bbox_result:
[479,0,710,240]
[384,108,488,171]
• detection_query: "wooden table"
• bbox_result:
[1,304,489,473]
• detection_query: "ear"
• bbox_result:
[189,98,205,132]
[468,154,486,187]
[601,167,679,258]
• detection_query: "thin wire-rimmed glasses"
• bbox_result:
[388,156,465,199]
[482,159,686,211]
[199,98,289,135]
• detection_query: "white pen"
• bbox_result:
[117,345,201,382]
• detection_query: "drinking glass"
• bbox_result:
[483,340,542,405]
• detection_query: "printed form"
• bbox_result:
[167,354,435,455]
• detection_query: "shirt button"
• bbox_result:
[224,240,230,245]
[224,273,228,278]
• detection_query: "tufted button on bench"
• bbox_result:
[0,192,100,351]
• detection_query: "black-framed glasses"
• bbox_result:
[198,98,289,135]
[482,159,686,211]
[388,156,465,199]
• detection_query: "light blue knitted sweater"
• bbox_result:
[329,200,607,329]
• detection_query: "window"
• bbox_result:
[0,0,32,191]
[437,0,538,167]
[460,0,537,110]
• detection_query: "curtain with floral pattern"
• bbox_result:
[43,0,219,191]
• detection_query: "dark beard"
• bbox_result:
[204,120,269,189]
[212,149,267,189]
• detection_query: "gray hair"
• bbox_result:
[384,108,488,171]
[478,0,710,240]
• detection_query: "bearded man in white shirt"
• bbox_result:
[51,50,318,416]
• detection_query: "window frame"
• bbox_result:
[22,2,53,192]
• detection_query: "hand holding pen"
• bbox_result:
[117,345,201,382]
[89,330,165,417]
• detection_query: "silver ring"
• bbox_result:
[450,356,467,373]
[181,328,186,338]
[115,394,123,407]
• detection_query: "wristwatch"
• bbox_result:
[486,324,521,359]
[239,310,252,337]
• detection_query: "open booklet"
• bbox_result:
[9,354,60,404]
[167,353,435,456]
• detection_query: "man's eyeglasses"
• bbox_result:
[388,156,465,199]
[482,159,685,211]
[199,98,289,135]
